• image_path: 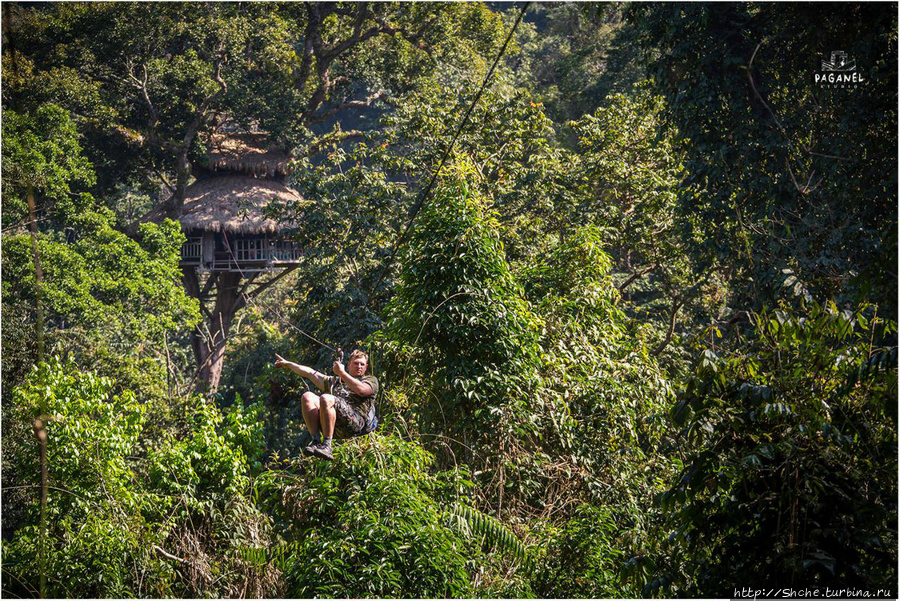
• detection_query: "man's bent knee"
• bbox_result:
[301,391,320,407]
[320,394,337,409]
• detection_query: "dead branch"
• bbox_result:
[152,545,188,564]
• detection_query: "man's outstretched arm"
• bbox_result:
[274,354,329,391]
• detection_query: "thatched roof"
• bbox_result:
[146,175,304,235]
[202,132,292,177]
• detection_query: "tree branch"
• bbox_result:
[302,129,365,156]
[618,264,656,293]
[200,272,219,298]
[293,6,318,93]
[152,545,187,564]
[325,4,375,59]
[126,60,159,127]
[237,273,259,298]
[237,266,299,313]
[746,40,786,135]
[307,89,387,125]
[651,297,684,357]
[299,4,419,124]
[166,54,229,215]
[153,169,175,195]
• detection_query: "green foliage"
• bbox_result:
[383,165,542,466]
[5,217,192,339]
[448,502,530,568]
[275,435,480,598]
[570,84,682,267]
[1,94,198,404]
[4,2,513,209]
[518,225,676,592]
[149,398,264,501]
[2,4,895,598]
[522,225,675,495]
[567,82,707,374]
[531,505,628,598]
[660,300,897,595]
[374,84,575,264]
[523,224,621,338]
[1,104,95,228]
[276,85,573,368]
[2,212,199,399]
[2,357,164,598]
[2,359,277,598]
[517,4,645,124]
[631,3,898,315]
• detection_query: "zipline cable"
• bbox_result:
[370,2,530,293]
[195,3,529,361]
[220,231,337,352]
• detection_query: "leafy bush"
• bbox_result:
[2,358,277,598]
[1,210,199,403]
[382,164,543,475]
[520,225,676,591]
[275,435,483,598]
[659,300,898,595]
[2,357,167,598]
[531,505,627,598]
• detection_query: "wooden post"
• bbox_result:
[202,232,215,269]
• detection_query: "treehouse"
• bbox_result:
[176,132,303,273]
[141,131,307,391]
[175,174,304,273]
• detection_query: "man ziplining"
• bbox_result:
[266,3,525,463]
[274,349,379,460]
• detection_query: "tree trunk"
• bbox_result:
[183,268,243,392]
[182,267,204,373]
[162,146,192,219]
[203,270,242,391]
[27,185,45,362]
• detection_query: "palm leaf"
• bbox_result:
[445,502,532,569]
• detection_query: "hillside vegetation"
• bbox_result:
[2,3,896,598]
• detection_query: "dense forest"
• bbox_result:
[1,2,897,598]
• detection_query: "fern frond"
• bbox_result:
[446,502,532,569]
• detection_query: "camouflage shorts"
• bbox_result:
[333,396,366,438]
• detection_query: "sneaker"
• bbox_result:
[312,442,334,461]
[302,442,321,457]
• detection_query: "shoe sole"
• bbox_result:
[312,447,334,461]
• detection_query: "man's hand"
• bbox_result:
[332,348,346,378]
[274,353,291,369]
